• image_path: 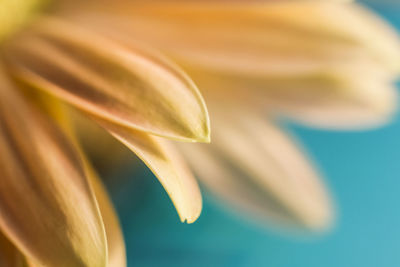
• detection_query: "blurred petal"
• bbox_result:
[65,2,400,77]
[85,162,126,267]
[259,77,398,129]
[60,1,399,129]
[0,69,107,266]
[4,17,210,142]
[179,111,333,230]
[96,119,202,223]
[0,232,25,267]
[191,69,397,130]
[0,0,46,42]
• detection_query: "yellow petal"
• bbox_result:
[28,86,126,267]
[65,1,400,77]
[95,118,202,223]
[59,1,398,130]
[260,77,398,130]
[0,70,107,266]
[85,162,126,267]
[0,0,47,42]
[4,17,210,143]
[178,111,333,230]
[190,68,397,130]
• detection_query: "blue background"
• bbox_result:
[106,3,400,267]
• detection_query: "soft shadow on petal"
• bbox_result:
[95,118,203,224]
[0,69,107,267]
[3,17,210,143]
[178,111,333,231]
[0,231,25,267]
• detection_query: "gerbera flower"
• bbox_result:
[50,0,400,231]
[0,0,399,266]
[0,0,210,266]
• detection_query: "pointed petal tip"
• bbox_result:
[343,82,399,130]
[180,213,201,224]
[295,182,336,233]
[98,119,204,227]
[200,121,211,143]
[302,201,336,233]
[177,120,210,144]
[204,135,211,144]
[5,17,212,146]
[195,131,211,144]
[278,80,398,131]
[187,93,211,144]
[176,191,202,224]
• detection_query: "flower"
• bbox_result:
[0,0,399,266]
[56,0,400,231]
[0,0,210,266]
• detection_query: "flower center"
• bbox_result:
[0,0,48,43]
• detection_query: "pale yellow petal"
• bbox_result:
[261,78,398,129]
[85,162,126,267]
[191,69,397,130]
[0,70,107,266]
[4,17,210,142]
[28,86,126,267]
[179,111,333,230]
[64,2,400,77]
[95,118,202,223]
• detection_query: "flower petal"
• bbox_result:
[0,232,25,267]
[178,111,333,230]
[190,69,397,130]
[0,70,107,266]
[64,1,400,77]
[85,162,126,267]
[59,1,399,129]
[259,77,398,130]
[4,17,210,142]
[29,87,126,267]
[95,118,202,223]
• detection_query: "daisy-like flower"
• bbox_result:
[0,0,210,266]
[52,0,400,231]
[0,0,399,266]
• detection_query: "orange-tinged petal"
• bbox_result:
[59,1,398,130]
[95,118,202,223]
[64,2,400,78]
[4,17,210,143]
[179,111,333,230]
[0,69,107,266]
[0,232,25,267]
[52,1,399,130]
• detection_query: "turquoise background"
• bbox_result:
[106,3,400,267]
